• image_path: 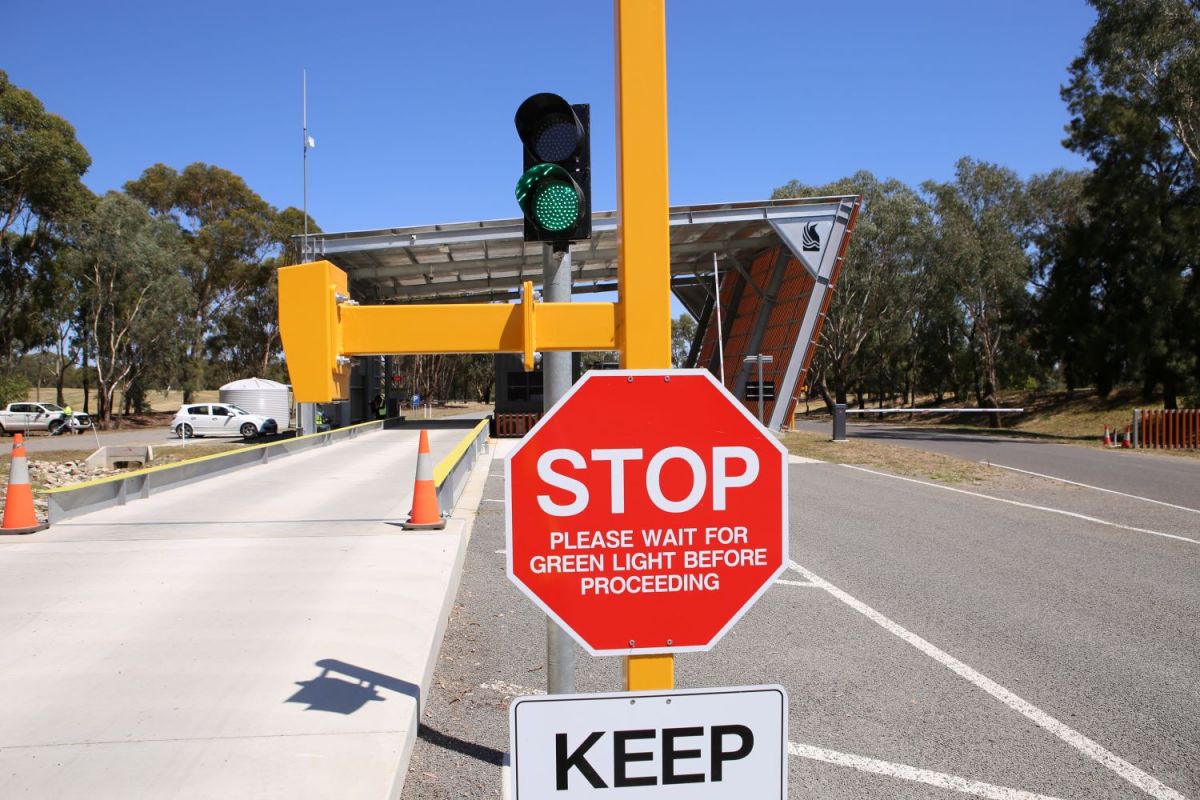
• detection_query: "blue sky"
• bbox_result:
[6,0,1095,235]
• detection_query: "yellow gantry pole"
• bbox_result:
[614,0,675,692]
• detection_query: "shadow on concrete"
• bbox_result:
[417,724,505,766]
[286,658,420,715]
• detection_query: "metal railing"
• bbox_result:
[45,420,386,523]
[433,418,491,514]
[43,417,493,526]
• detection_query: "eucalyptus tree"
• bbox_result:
[923,159,1032,419]
[66,192,193,423]
[0,70,91,367]
[1059,0,1200,406]
[125,163,274,400]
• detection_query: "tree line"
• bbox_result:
[782,0,1198,414]
[1,67,319,421]
[2,1,1196,422]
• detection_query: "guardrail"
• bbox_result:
[45,420,386,523]
[433,418,491,514]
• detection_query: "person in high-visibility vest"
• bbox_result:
[375,394,387,420]
[55,405,74,435]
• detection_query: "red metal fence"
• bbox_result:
[494,413,541,438]
[1135,408,1199,449]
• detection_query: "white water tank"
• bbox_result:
[218,378,291,430]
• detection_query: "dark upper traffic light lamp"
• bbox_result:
[515,93,591,247]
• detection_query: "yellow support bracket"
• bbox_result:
[278,261,617,402]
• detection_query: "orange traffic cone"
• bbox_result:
[2,434,48,535]
[1122,425,1132,448]
[1103,425,1112,447]
[402,429,445,530]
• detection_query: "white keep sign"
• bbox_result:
[509,685,787,798]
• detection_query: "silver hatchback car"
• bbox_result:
[172,403,278,439]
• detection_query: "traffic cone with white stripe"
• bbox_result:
[2,434,48,535]
[402,429,445,530]
[1103,425,1112,447]
[1122,425,1132,448]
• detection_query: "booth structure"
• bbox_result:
[297,196,860,430]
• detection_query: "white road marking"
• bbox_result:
[985,462,1200,515]
[788,742,1065,800]
[483,498,505,504]
[494,549,506,554]
[776,578,821,588]
[484,675,1071,798]
[841,464,1200,545]
[789,454,824,464]
[787,560,1189,800]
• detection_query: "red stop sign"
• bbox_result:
[505,369,788,655]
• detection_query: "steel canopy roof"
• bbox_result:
[300,196,859,304]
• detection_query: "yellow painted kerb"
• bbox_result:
[432,419,490,487]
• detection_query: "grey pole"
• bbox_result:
[542,243,576,695]
[756,355,765,425]
[833,403,847,442]
[1132,408,1139,449]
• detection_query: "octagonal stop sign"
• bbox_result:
[505,369,788,655]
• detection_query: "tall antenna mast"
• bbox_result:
[296,69,302,260]
[713,252,725,385]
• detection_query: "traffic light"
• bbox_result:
[514,93,591,246]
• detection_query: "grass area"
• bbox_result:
[23,388,221,414]
[780,430,1007,485]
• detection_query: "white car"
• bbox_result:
[0,402,92,435]
[172,403,279,439]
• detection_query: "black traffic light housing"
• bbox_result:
[514,93,591,247]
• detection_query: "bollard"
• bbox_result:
[833,403,848,442]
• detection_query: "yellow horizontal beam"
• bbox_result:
[340,300,617,355]
[279,260,619,401]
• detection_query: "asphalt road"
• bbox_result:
[404,450,1198,799]
[794,420,1200,511]
[13,424,232,453]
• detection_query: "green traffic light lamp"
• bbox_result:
[514,93,591,245]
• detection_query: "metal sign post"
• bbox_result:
[743,354,774,424]
[543,243,577,695]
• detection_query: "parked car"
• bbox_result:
[0,402,92,435]
[171,403,278,439]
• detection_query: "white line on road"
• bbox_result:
[484,679,1063,798]
[776,578,821,588]
[789,454,824,464]
[787,559,1189,800]
[482,498,505,504]
[788,742,1065,800]
[985,462,1200,515]
[841,464,1200,545]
